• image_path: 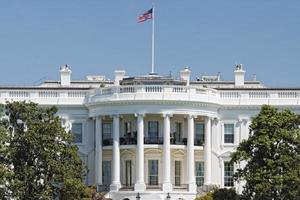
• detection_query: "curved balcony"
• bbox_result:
[87,85,219,105]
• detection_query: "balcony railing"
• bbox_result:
[103,137,204,146]
[195,138,204,146]
[120,137,137,145]
[170,137,186,145]
[144,137,163,144]
[102,138,113,146]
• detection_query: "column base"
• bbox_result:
[134,182,146,192]
[162,182,173,192]
[188,183,197,193]
[110,182,121,192]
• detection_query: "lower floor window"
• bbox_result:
[148,160,158,185]
[102,161,111,185]
[175,161,181,186]
[224,161,234,187]
[195,161,204,186]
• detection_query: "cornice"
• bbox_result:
[85,99,220,109]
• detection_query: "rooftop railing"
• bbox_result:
[1,85,300,106]
[0,89,88,105]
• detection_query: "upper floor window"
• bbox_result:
[102,122,112,139]
[224,124,234,144]
[71,123,83,143]
[148,121,159,138]
[224,161,234,187]
[124,122,132,136]
[195,123,205,144]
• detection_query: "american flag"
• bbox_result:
[138,8,153,23]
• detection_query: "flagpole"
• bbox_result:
[151,4,155,74]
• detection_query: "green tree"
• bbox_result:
[212,188,239,200]
[0,102,85,200]
[231,105,300,200]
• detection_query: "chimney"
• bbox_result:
[114,70,126,85]
[60,65,71,86]
[180,67,191,86]
[234,64,245,87]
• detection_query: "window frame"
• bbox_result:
[102,160,112,186]
[223,161,234,187]
[221,121,237,146]
[102,122,113,139]
[195,161,204,186]
[148,159,159,186]
[148,121,159,139]
[175,160,181,186]
[71,122,84,144]
[195,123,205,144]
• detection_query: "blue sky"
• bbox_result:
[0,0,299,87]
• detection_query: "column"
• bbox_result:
[134,114,146,191]
[163,114,172,192]
[187,114,197,192]
[110,115,121,191]
[95,116,102,186]
[204,116,212,185]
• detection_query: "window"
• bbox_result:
[102,122,112,139]
[224,124,234,144]
[71,123,83,143]
[175,161,181,186]
[124,122,132,135]
[224,162,234,187]
[195,161,204,186]
[195,123,205,144]
[148,160,158,185]
[125,160,132,186]
[174,122,182,142]
[148,121,159,138]
[102,161,111,185]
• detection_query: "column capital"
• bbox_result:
[95,115,103,120]
[134,113,145,118]
[187,114,197,119]
[238,116,250,124]
[162,113,173,118]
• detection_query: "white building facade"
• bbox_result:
[1,65,299,200]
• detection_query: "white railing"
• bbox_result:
[1,86,300,106]
[0,89,88,105]
[220,90,300,99]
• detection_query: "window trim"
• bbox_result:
[195,123,205,144]
[148,121,159,138]
[220,157,236,188]
[221,121,237,147]
[195,161,204,187]
[102,122,113,139]
[223,161,234,187]
[71,121,85,144]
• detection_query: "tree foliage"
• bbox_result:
[212,188,239,200]
[231,105,300,200]
[0,102,85,199]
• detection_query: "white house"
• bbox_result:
[1,64,299,200]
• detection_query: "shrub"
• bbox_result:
[195,192,213,200]
[212,188,239,200]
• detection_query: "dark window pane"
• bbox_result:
[72,123,82,143]
[224,162,234,187]
[224,124,234,144]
